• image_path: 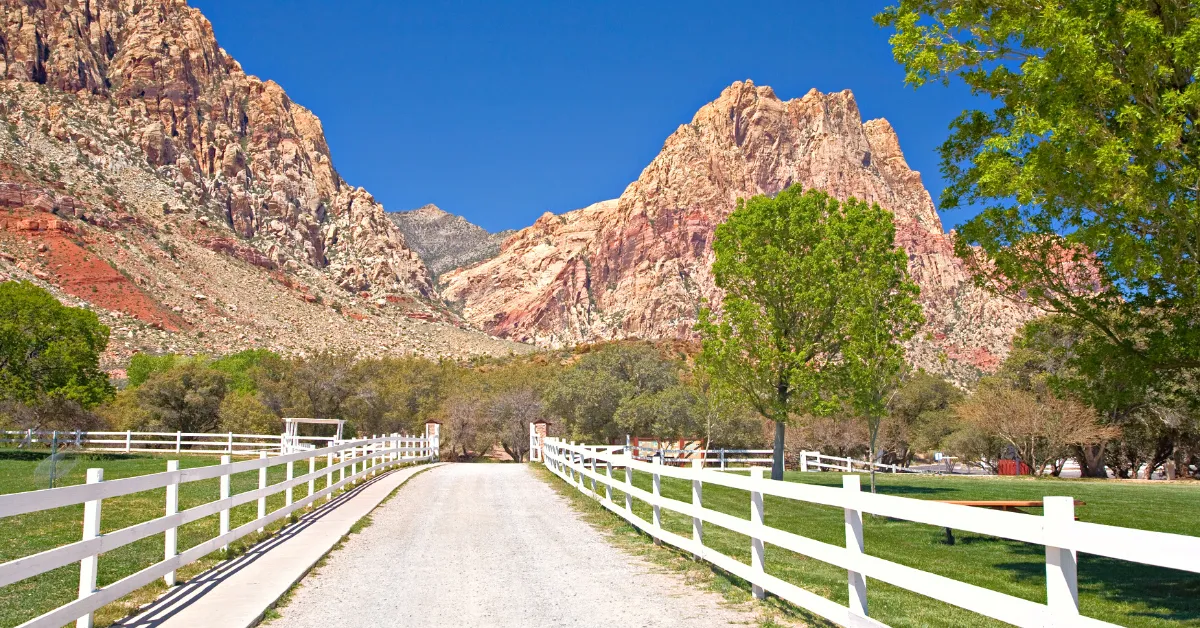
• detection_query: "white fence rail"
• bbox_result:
[799,451,924,474]
[541,437,1200,627]
[1,430,336,455]
[629,447,774,469]
[1,431,439,628]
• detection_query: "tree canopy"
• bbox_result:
[877,1,1200,373]
[0,281,112,409]
[698,186,921,480]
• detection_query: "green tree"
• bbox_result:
[613,385,702,447]
[218,391,279,435]
[0,281,113,409]
[137,361,228,433]
[210,349,279,395]
[127,354,182,388]
[878,1,1200,374]
[545,343,678,443]
[698,186,919,480]
[885,371,963,465]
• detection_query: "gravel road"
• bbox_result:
[271,464,758,627]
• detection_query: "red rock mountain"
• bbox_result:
[442,81,1040,382]
[0,0,524,364]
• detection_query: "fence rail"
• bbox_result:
[798,451,924,474]
[541,437,1200,627]
[1,429,336,455]
[1,430,439,628]
[628,447,774,469]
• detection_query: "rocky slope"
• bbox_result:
[442,81,1040,383]
[389,205,514,277]
[0,0,529,365]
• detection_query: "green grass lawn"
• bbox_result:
[551,464,1200,628]
[0,448,358,628]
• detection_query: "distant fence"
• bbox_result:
[799,451,924,474]
[630,446,774,469]
[541,436,1200,627]
[1,430,336,456]
[0,431,438,628]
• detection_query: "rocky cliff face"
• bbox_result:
[0,0,527,364]
[441,81,1040,383]
[389,205,514,277]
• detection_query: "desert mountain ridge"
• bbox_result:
[0,0,529,365]
[388,205,515,278]
[0,0,1038,381]
[440,81,1042,384]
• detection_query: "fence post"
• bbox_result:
[692,459,703,560]
[652,457,663,546]
[220,455,231,552]
[227,432,233,454]
[720,448,726,471]
[258,452,268,532]
[286,460,294,506]
[326,452,334,501]
[309,455,316,499]
[843,475,868,618]
[625,450,634,515]
[339,450,346,485]
[1045,496,1079,619]
[568,441,577,485]
[800,451,809,473]
[164,461,179,586]
[589,447,597,495]
[125,429,132,453]
[605,456,613,502]
[175,431,182,454]
[750,467,766,600]
[76,468,104,628]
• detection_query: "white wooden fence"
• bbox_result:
[541,437,1200,627]
[1,430,336,455]
[799,451,923,474]
[0,433,438,628]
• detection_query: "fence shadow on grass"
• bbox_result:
[110,470,393,628]
[990,538,1200,623]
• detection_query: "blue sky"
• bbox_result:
[191,0,979,234]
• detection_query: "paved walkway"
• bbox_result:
[269,464,756,627]
[116,463,441,628]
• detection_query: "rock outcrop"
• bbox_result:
[0,0,430,297]
[389,205,514,277]
[0,0,528,365]
[441,82,1040,383]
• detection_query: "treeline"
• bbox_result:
[2,279,1197,475]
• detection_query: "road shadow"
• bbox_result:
[111,470,398,627]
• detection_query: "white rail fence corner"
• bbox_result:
[1,425,441,628]
[537,432,1200,628]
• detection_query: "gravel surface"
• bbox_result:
[271,464,758,627]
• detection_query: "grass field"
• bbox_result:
[542,464,1200,628]
[0,448,348,628]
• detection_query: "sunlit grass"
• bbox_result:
[542,462,1200,628]
[0,448,358,627]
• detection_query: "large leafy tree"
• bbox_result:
[545,343,678,443]
[877,1,1200,373]
[698,186,921,480]
[0,281,113,409]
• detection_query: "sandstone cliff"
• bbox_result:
[0,0,527,364]
[441,82,1040,383]
[389,205,514,277]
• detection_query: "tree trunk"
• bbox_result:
[772,421,785,481]
[1077,443,1109,478]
